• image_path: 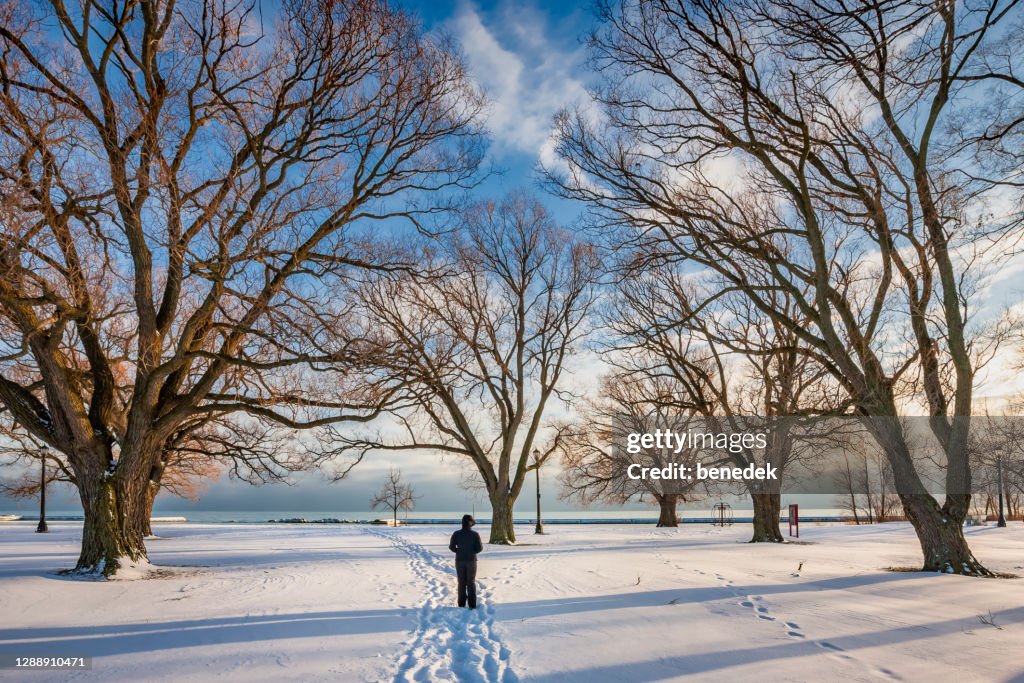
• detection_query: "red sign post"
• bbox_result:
[788,503,799,538]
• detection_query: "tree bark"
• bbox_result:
[901,493,990,575]
[749,492,783,543]
[870,418,989,575]
[656,494,679,527]
[488,490,516,544]
[75,475,148,577]
[142,480,158,538]
[141,458,169,538]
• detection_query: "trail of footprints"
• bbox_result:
[654,550,902,681]
[363,527,518,683]
[493,553,550,588]
[716,570,903,680]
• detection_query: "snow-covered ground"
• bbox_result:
[1,521,1022,682]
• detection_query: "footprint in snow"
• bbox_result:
[816,641,853,660]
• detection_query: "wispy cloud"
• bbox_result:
[449,1,589,163]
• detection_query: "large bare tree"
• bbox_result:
[559,373,714,527]
[0,0,484,575]
[328,193,598,543]
[550,0,1023,573]
[605,258,843,541]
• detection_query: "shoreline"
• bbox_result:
[2,514,904,525]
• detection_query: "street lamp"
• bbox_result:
[533,448,544,535]
[997,450,1007,528]
[36,445,49,533]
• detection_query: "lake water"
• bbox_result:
[1,508,846,523]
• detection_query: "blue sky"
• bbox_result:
[407,0,595,222]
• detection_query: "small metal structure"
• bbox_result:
[712,502,733,527]
[997,452,1007,528]
[36,445,49,534]
[533,448,544,535]
[788,503,799,538]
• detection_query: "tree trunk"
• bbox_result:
[142,459,167,538]
[656,494,679,527]
[750,492,783,543]
[75,475,148,577]
[902,493,990,576]
[870,417,989,575]
[142,480,158,538]
[488,490,516,544]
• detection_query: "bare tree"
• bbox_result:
[549,0,1024,574]
[869,449,900,522]
[833,443,899,524]
[559,373,713,527]
[834,450,866,525]
[370,468,417,526]
[604,259,843,541]
[327,193,599,543]
[970,409,1024,522]
[0,0,484,575]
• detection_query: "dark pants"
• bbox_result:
[456,560,477,608]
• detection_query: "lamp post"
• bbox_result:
[36,445,49,533]
[997,450,1007,528]
[533,448,544,535]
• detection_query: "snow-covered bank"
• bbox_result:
[1,521,1022,681]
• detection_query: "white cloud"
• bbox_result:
[450,1,590,160]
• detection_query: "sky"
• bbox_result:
[2,0,1022,518]
[407,0,595,221]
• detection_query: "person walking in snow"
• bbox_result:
[449,514,483,609]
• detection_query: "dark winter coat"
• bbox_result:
[449,526,483,562]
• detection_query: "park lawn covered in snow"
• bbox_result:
[1,521,1022,682]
